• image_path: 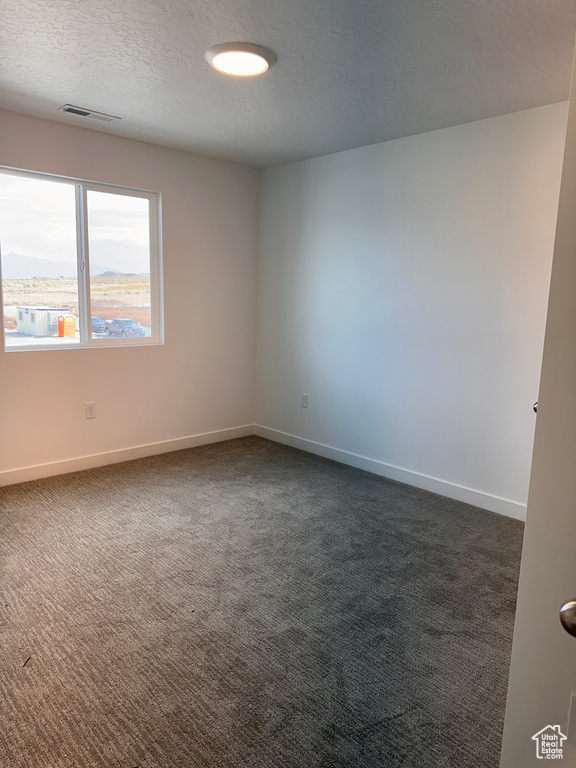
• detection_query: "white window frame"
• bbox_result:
[0,165,164,352]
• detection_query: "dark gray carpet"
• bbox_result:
[0,436,523,768]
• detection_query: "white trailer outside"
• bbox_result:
[16,306,67,337]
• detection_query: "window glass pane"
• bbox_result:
[86,191,152,340]
[0,174,80,348]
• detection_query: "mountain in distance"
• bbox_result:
[1,253,119,279]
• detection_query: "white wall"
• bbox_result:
[256,104,568,518]
[0,110,259,483]
[0,106,567,507]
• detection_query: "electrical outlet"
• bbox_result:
[301,393,309,408]
[85,402,96,419]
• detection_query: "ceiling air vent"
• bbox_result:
[58,104,121,123]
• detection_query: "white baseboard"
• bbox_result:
[0,422,528,522]
[0,425,254,488]
[254,424,527,521]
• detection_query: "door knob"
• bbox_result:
[560,600,576,637]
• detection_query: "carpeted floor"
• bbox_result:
[0,436,523,768]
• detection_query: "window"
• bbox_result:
[0,167,162,350]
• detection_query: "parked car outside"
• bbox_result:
[104,318,146,337]
[91,316,106,334]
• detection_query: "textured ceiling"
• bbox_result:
[2,0,576,167]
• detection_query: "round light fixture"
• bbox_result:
[205,43,276,77]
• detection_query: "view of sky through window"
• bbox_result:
[87,191,152,338]
[87,190,151,275]
[0,170,159,349]
[0,174,80,347]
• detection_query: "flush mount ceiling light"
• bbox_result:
[205,43,276,77]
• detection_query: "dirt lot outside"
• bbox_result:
[2,276,151,330]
